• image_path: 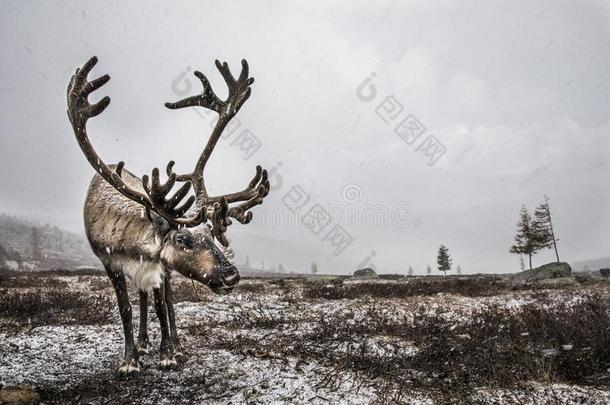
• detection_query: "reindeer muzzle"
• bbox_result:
[209,264,240,295]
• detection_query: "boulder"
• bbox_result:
[600,268,610,278]
[353,268,378,278]
[0,385,40,405]
[514,262,572,280]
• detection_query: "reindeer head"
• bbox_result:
[159,225,239,294]
[67,56,270,294]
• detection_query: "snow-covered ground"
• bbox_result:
[1,275,609,404]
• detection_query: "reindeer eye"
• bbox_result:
[174,233,194,250]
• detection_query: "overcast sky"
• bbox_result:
[1,0,609,274]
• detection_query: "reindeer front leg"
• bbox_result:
[153,283,177,370]
[164,270,184,359]
[106,266,140,376]
[136,290,151,355]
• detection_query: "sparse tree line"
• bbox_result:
[395,195,561,277]
[240,256,289,273]
[403,245,461,277]
[509,195,560,270]
[238,257,319,275]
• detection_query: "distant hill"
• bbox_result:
[0,214,315,273]
[569,257,610,272]
[0,213,98,270]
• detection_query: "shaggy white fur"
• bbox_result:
[114,257,164,292]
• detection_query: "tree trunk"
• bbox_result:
[549,217,560,262]
[550,230,560,262]
[528,254,532,270]
[545,196,560,262]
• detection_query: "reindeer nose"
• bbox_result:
[223,266,240,285]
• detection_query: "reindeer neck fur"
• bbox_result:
[84,166,167,291]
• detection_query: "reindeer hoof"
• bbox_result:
[173,345,187,359]
[117,360,141,376]
[137,342,150,355]
[158,356,178,370]
[171,342,186,360]
[173,350,188,364]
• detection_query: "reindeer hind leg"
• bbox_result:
[105,264,140,376]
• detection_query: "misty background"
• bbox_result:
[1,0,609,274]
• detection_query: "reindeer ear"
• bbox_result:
[147,209,171,236]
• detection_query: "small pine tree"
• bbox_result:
[510,205,547,270]
[311,262,318,275]
[437,245,452,276]
[245,256,251,269]
[278,264,285,273]
[407,266,414,276]
[533,195,560,262]
[426,265,432,276]
[456,265,462,275]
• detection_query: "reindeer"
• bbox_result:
[66,56,269,375]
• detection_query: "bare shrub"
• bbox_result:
[302,274,602,300]
[170,279,213,303]
[205,293,609,402]
[0,289,114,326]
[88,276,111,292]
[228,303,288,329]
[303,277,509,299]
[235,282,267,294]
[0,274,69,289]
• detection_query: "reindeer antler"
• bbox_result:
[67,56,269,243]
[67,56,205,227]
[165,59,270,246]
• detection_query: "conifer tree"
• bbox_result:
[509,206,547,270]
[407,266,414,276]
[533,195,560,262]
[426,265,432,276]
[436,245,452,276]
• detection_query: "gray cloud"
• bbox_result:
[1,0,609,274]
